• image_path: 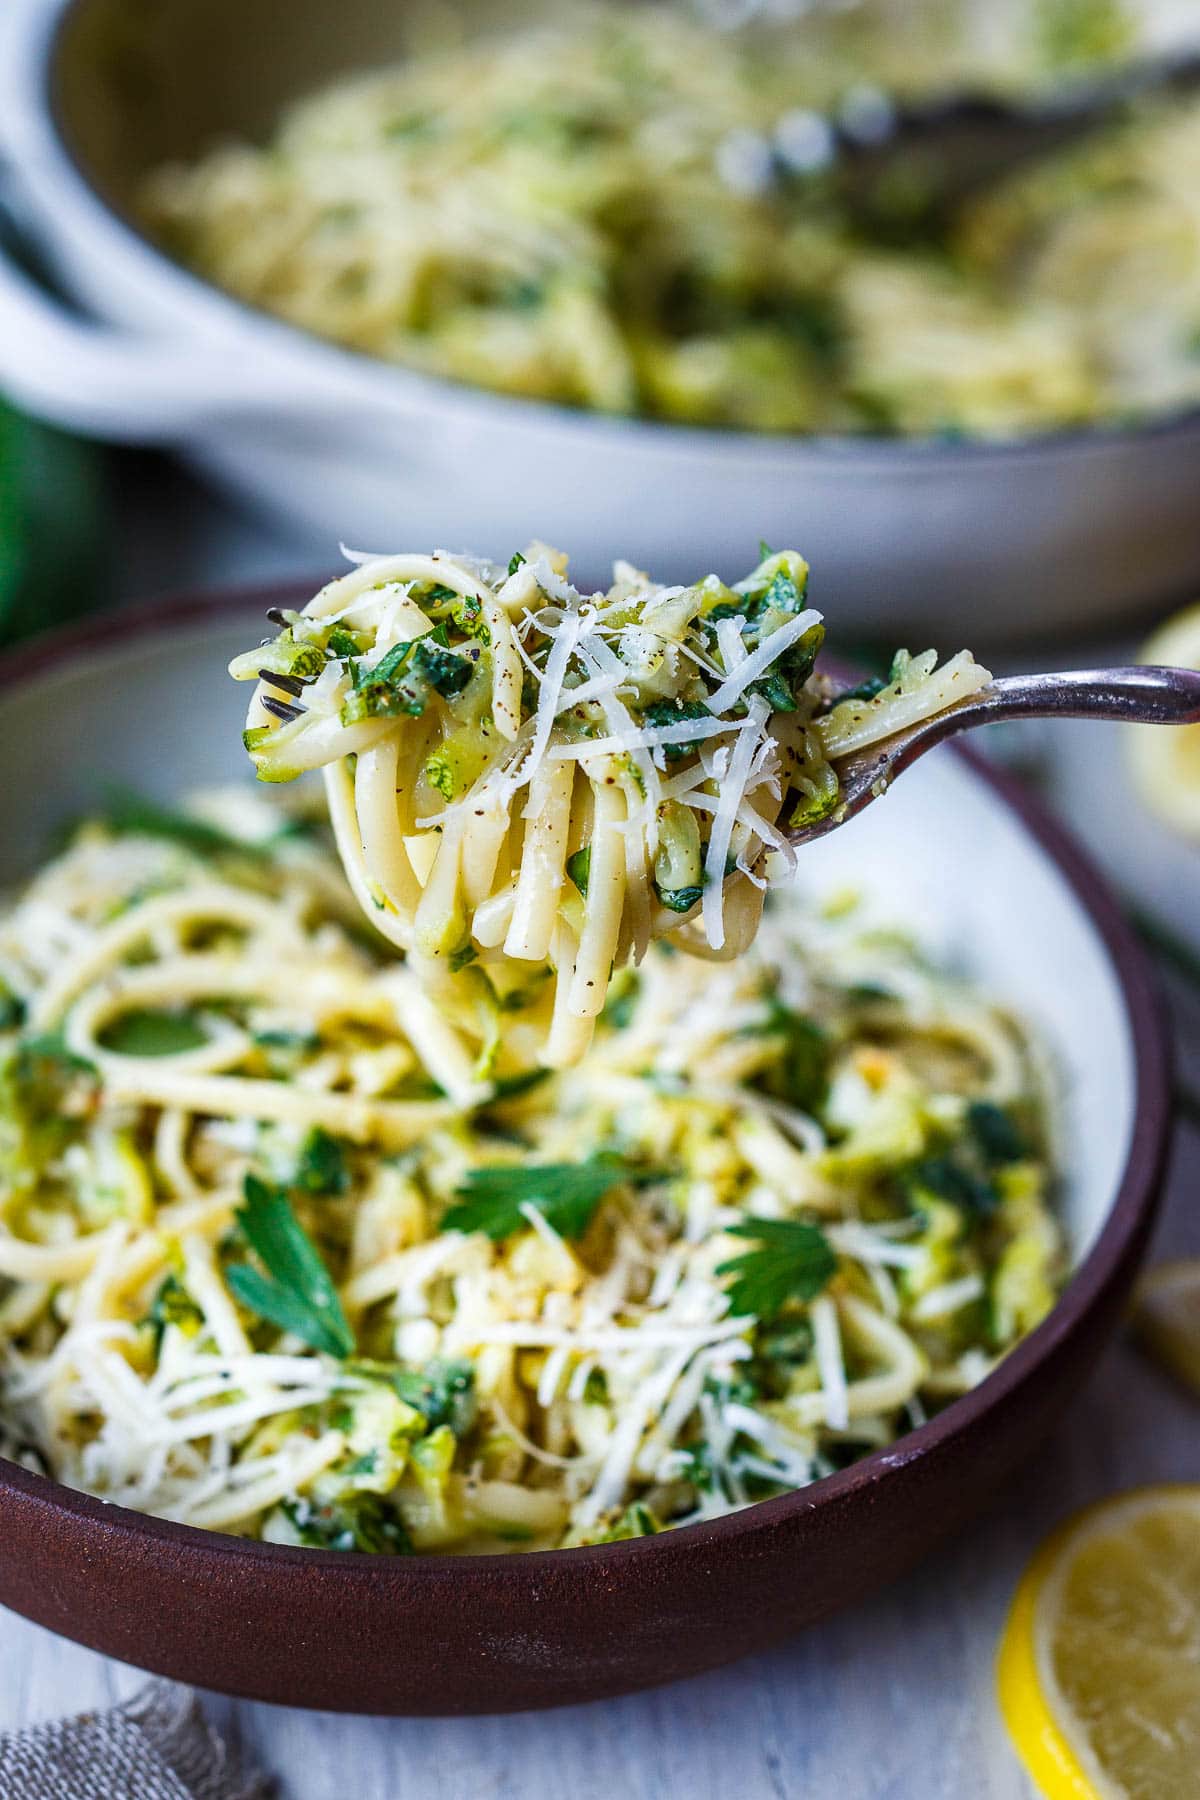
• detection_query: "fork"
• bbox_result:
[789,665,1200,847]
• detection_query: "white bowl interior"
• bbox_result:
[0,613,1135,1263]
[790,757,1135,1261]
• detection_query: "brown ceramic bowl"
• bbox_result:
[0,591,1171,1714]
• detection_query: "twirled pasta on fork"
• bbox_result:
[233,544,989,1069]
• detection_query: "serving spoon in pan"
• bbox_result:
[788,664,1200,848]
[733,43,1200,206]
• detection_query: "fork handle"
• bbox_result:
[986,666,1200,727]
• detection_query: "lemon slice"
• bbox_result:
[1126,604,1200,837]
[998,1486,1200,1798]
[1134,1260,1200,1395]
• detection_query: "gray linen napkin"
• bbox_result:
[0,1682,272,1800]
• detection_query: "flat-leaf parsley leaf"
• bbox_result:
[227,1175,355,1357]
[441,1155,663,1242]
[717,1216,837,1321]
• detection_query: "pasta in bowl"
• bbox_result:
[232,545,990,1071]
[0,591,1166,1710]
[0,786,1059,1555]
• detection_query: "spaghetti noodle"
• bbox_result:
[232,545,990,1069]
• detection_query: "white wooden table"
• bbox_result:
[1,459,1196,1798]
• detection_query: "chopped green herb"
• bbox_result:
[487,1068,551,1101]
[100,788,264,860]
[413,639,473,698]
[753,1000,830,1116]
[0,1032,100,1192]
[326,628,362,660]
[843,981,894,1005]
[748,668,797,712]
[442,1154,664,1242]
[583,1368,609,1404]
[255,1029,318,1051]
[657,884,703,914]
[293,1126,351,1195]
[507,551,526,576]
[639,698,710,759]
[341,640,425,723]
[227,1175,354,1358]
[384,1358,477,1435]
[497,976,550,1013]
[452,593,490,644]
[566,847,591,895]
[448,941,478,973]
[601,970,640,1030]
[830,675,886,707]
[278,1493,412,1555]
[373,641,420,684]
[762,568,804,613]
[717,1216,837,1321]
[966,1101,1027,1167]
[741,618,824,712]
[252,1028,320,1077]
[0,984,27,1031]
[99,1008,210,1057]
[674,1443,715,1492]
[342,1451,378,1478]
[599,1502,661,1541]
[755,1315,815,1366]
[145,1274,204,1348]
[907,1154,998,1219]
[704,1369,761,1409]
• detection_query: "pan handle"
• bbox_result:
[0,228,355,441]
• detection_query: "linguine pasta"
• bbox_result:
[231,545,990,1071]
[0,793,1061,1552]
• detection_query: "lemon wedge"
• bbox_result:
[998,1486,1200,1798]
[1127,604,1200,837]
[1134,1260,1200,1395]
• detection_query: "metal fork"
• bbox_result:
[789,665,1200,847]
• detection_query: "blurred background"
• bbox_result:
[0,0,1197,1792]
[3,0,1200,631]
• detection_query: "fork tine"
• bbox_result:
[260,695,306,724]
[259,669,309,697]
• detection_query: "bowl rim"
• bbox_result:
[0,583,1174,1582]
[26,0,1200,468]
